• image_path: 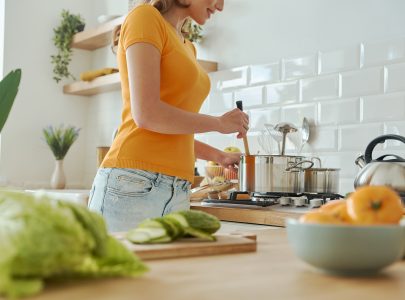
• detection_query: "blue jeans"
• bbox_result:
[88,168,191,232]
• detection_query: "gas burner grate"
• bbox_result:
[252,192,344,201]
[201,191,345,208]
[201,199,275,207]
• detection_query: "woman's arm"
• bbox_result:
[126,43,249,136]
[195,140,241,173]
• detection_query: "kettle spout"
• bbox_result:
[355,154,366,168]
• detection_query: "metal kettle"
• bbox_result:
[354,134,405,193]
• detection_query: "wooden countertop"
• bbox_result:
[31,227,405,300]
[191,202,304,227]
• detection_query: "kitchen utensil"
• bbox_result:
[298,117,310,154]
[274,122,298,155]
[257,129,273,154]
[264,123,283,154]
[354,134,405,193]
[304,168,340,193]
[239,154,314,193]
[114,232,257,260]
[236,101,250,155]
[286,219,405,275]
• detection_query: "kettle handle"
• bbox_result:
[364,134,405,163]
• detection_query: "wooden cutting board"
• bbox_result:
[113,232,257,260]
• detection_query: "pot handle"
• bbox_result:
[285,160,314,171]
[364,134,405,163]
[310,156,322,168]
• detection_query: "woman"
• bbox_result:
[88,0,249,232]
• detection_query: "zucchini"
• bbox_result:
[126,210,221,244]
[184,227,216,241]
[172,210,221,234]
[126,227,170,244]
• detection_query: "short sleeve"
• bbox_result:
[120,5,166,53]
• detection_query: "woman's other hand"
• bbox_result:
[218,151,241,173]
[218,108,249,138]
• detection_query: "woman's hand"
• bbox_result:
[218,108,249,138]
[217,151,241,173]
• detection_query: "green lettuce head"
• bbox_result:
[0,190,148,298]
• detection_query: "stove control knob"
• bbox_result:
[293,197,307,207]
[310,198,323,208]
[279,197,291,206]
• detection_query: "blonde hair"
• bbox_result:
[112,0,191,52]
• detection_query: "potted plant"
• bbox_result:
[0,69,22,133]
[51,10,85,83]
[42,125,80,189]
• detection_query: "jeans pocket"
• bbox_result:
[106,169,156,197]
[87,184,96,207]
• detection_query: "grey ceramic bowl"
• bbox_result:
[286,218,405,275]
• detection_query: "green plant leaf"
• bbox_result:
[51,10,85,83]
[0,69,22,134]
[42,125,80,160]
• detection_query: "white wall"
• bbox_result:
[0,0,4,76]
[0,0,95,188]
[196,0,405,69]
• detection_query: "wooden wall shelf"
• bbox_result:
[71,16,126,50]
[63,59,217,96]
[63,72,121,96]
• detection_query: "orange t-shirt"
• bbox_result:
[101,4,210,183]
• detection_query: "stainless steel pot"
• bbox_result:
[239,155,314,193]
[304,168,340,193]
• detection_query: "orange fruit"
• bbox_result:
[346,186,404,224]
[300,211,344,224]
[319,200,353,223]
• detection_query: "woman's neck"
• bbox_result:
[162,8,188,37]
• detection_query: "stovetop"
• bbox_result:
[201,191,345,209]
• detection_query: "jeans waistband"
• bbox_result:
[120,168,190,190]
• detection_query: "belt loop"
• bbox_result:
[182,180,189,191]
[155,173,162,186]
[173,176,178,187]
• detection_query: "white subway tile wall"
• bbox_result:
[249,107,281,130]
[282,55,318,80]
[266,81,298,104]
[318,98,360,125]
[234,86,264,107]
[362,38,405,67]
[362,93,405,122]
[217,66,249,90]
[301,74,340,102]
[319,46,361,74]
[201,37,405,194]
[249,63,280,85]
[385,63,405,93]
[341,67,384,98]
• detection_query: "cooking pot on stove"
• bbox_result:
[354,134,405,193]
[239,154,314,193]
[304,167,340,194]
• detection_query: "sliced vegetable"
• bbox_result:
[126,210,221,244]
[184,227,216,241]
[170,210,221,234]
